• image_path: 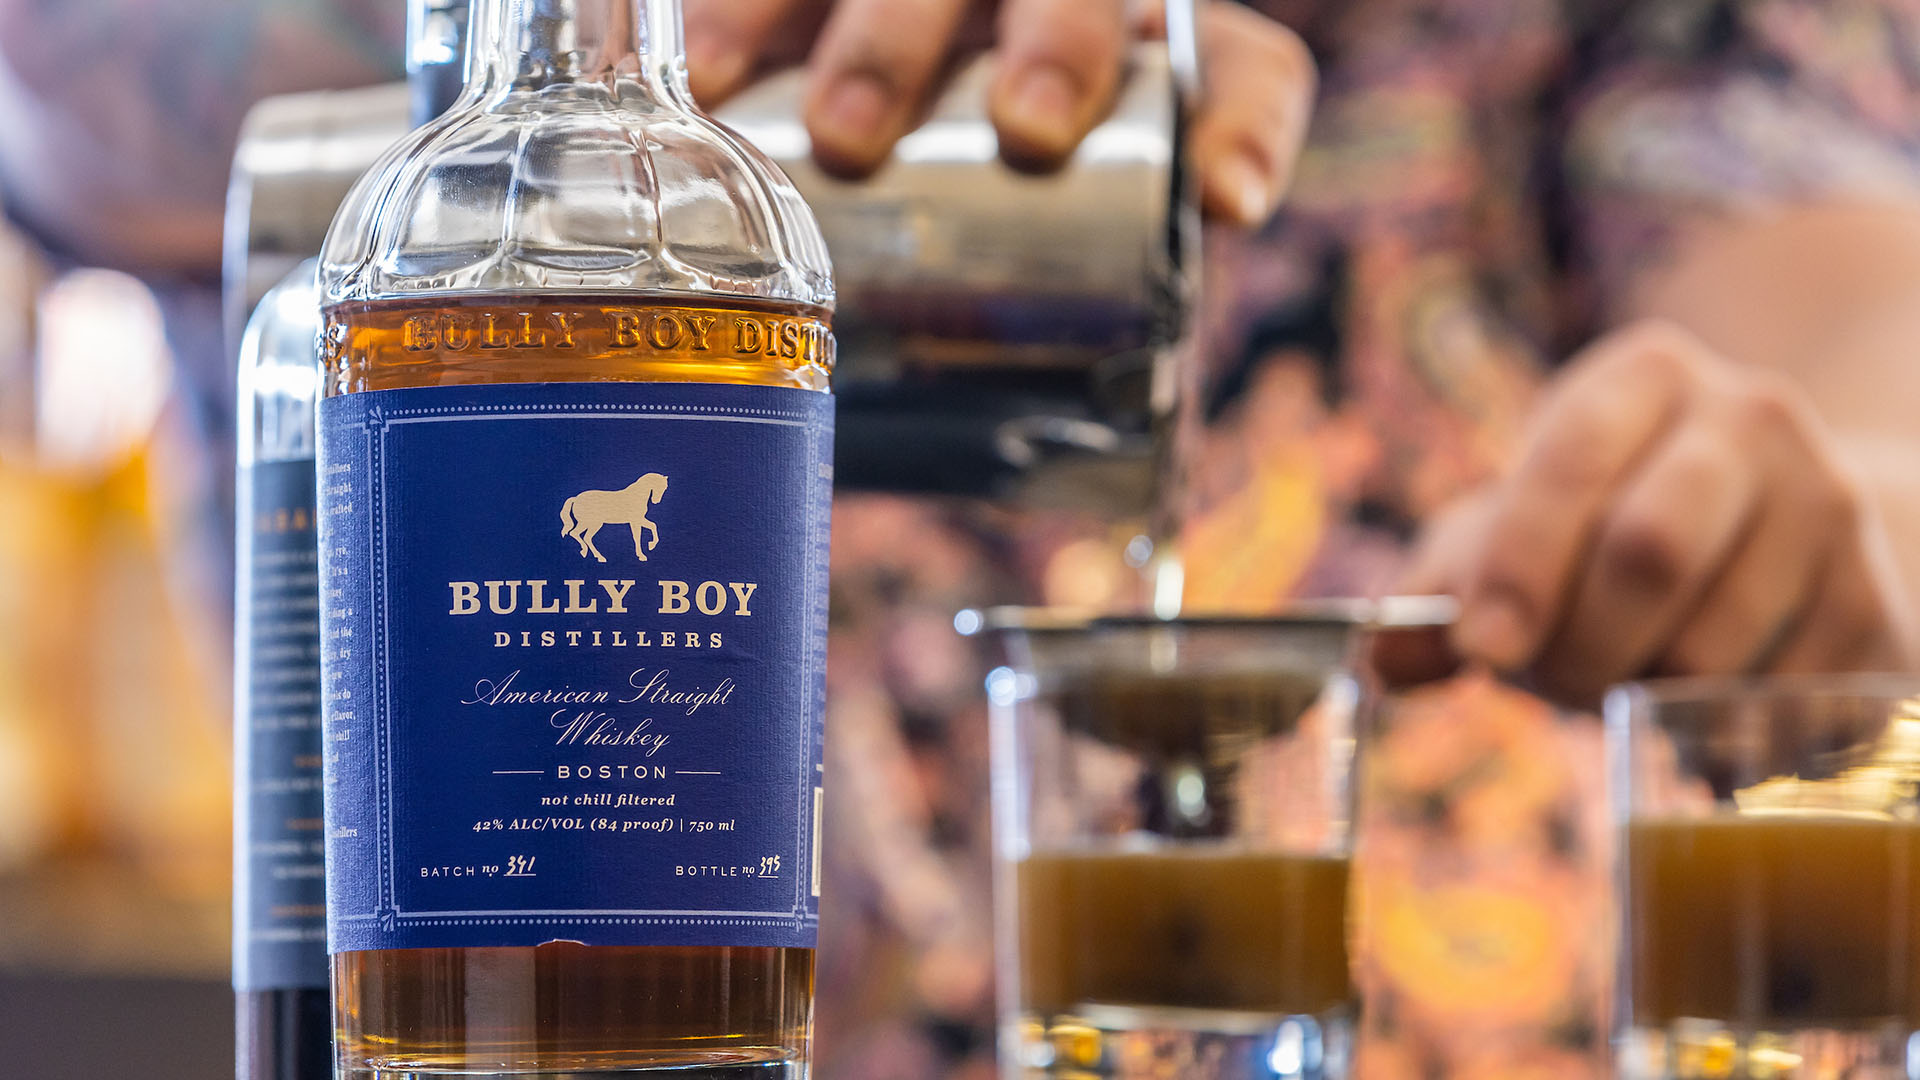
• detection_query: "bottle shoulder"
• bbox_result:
[319,82,834,312]
[240,259,323,380]
[238,259,322,465]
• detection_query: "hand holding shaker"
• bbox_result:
[226,0,1198,507]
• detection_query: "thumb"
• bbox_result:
[1370,491,1495,689]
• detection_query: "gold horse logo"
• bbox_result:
[560,473,670,563]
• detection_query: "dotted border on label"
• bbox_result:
[383,403,814,421]
[401,916,822,926]
[323,384,833,950]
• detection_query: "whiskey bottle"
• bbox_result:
[314,0,834,1077]
[233,10,477,1077]
[233,260,330,1080]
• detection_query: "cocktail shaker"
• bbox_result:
[224,1,1196,507]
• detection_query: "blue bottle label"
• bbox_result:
[317,382,832,953]
[235,458,330,991]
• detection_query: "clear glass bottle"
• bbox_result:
[234,9,480,1077]
[314,1,835,1077]
[234,259,330,1080]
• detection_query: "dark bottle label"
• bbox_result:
[235,458,329,990]
[317,382,833,952]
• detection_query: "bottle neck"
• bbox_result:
[466,0,684,94]
[408,0,470,126]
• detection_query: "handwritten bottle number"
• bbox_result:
[449,848,783,880]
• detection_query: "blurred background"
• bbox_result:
[7,0,1920,1077]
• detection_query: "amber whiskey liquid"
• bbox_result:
[1627,816,1920,1026]
[323,294,829,1077]
[1018,849,1352,1018]
[1002,659,1357,1078]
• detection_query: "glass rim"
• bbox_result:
[1606,671,1920,711]
[959,595,1459,637]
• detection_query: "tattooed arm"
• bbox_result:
[0,0,403,277]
